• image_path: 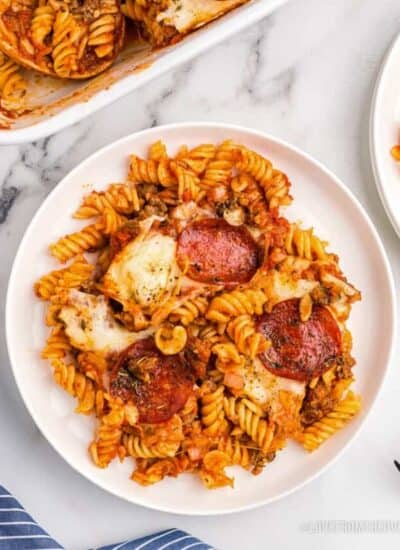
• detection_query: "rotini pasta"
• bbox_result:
[235,146,292,210]
[0,52,26,113]
[301,391,361,452]
[52,10,80,78]
[284,223,331,261]
[74,184,140,219]
[50,223,105,263]
[123,433,180,458]
[129,155,175,187]
[34,254,93,300]
[224,397,275,453]
[51,357,106,415]
[35,139,361,490]
[88,0,119,59]
[169,295,209,326]
[217,436,251,469]
[89,399,125,467]
[226,315,270,359]
[171,161,203,202]
[31,2,55,49]
[41,324,71,359]
[200,384,226,437]
[206,288,267,323]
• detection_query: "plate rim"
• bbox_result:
[6,122,397,515]
[370,30,400,238]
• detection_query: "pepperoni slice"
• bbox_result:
[177,218,260,285]
[110,338,194,423]
[256,299,341,382]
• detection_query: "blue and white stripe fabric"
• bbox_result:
[97,529,213,550]
[0,486,213,550]
[0,486,63,549]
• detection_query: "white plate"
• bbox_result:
[6,123,396,515]
[370,30,400,237]
[0,0,287,145]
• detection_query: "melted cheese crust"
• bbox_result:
[240,357,305,408]
[104,230,181,312]
[157,0,247,33]
[59,290,153,353]
[265,270,318,307]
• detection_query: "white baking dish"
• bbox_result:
[0,0,287,145]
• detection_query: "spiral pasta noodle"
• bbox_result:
[89,400,125,467]
[171,162,203,202]
[0,52,27,113]
[301,391,361,452]
[77,351,108,386]
[50,223,105,263]
[148,139,168,161]
[129,155,176,187]
[122,433,180,458]
[99,205,126,234]
[201,142,236,188]
[177,143,217,174]
[41,325,71,359]
[34,255,93,300]
[88,0,119,59]
[212,341,243,367]
[227,315,270,359]
[206,288,267,323]
[224,397,275,453]
[285,223,330,261]
[169,296,209,326]
[201,384,226,437]
[235,147,292,209]
[74,184,140,219]
[51,357,106,415]
[51,10,80,78]
[31,2,55,49]
[217,437,251,469]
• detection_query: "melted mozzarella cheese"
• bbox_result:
[104,230,181,311]
[157,0,246,33]
[266,270,318,307]
[170,201,215,231]
[240,357,305,407]
[59,290,153,353]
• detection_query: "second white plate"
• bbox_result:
[370,30,400,237]
[6,123,396,514]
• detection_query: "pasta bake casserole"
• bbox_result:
[35,139,362,488]
[0,0,249,116]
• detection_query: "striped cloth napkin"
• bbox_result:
[0,486,213,550]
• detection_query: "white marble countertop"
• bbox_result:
[1,0,400,548]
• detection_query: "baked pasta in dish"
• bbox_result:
[0,0,250,115]
[0,0,126,79]
[35,139,362,488]
[122,0,249,46]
